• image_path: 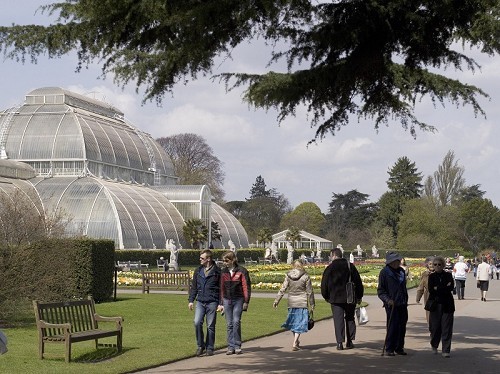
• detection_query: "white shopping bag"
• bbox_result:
[356,306,369,325]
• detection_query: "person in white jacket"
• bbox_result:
[453,256,469,300]
[476,257,491,301]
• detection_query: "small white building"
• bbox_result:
[272,230,334,250]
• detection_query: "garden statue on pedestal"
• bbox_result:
[271,242,278,263]
[316,247,322,262]
[286,242,294,264]
[356,244,363,257]
[265,246,271,260]
[371,245,379,258]
[168,239,179,271]
[228,239,236,254]
[337,244,344,255]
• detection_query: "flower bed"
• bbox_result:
[115,260,425,291]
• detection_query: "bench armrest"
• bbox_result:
[38,320,71,331]
[94,314,123,329]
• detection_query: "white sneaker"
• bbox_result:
[432,347,438,354]
[442,352,450,358]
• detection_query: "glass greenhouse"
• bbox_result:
[0,87,249,249]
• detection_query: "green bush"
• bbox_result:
[0,238,115,323]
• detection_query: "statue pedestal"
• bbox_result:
[169,262,179,271]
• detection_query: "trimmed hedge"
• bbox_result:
[0,238,115,323]
[114,248,328,266]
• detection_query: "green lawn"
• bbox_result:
[0,293,334,374]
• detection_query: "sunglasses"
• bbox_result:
[433,263,443,266]
[200,257,208,260]
[223,259,230,263]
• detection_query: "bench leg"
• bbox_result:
[95,338,99,350]
[39,338,44,360]
[65,339,71,363]
[117,331,123,352]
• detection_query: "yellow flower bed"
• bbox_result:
[115,261,426,291]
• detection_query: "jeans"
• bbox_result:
[194,301,218,351]
[223,297,244,350]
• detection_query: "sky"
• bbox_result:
[2,2,500,213]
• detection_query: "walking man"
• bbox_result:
[377,251,409,356]
[188,249,223,356]
[321,247,364,350]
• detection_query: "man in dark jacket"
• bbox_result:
[321,247,364,350]
[377,251,409,356]
[188,249,222,357]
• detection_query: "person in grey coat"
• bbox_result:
[273,260,315,351]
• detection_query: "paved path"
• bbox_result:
[134,274,499,373]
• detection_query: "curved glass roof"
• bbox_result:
[211,202,249,249]
[0,87,249,250]
[0,178,44,217]
[2,87,176,185]
[30,176,186,249]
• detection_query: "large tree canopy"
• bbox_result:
[1,1,500,140]
[156,133,225,202]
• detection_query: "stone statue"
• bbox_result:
[349,252,354,263]
[356,244,362,257]
[265,246,271,259]
[337,244,344,254]
[271,242,278,263]
[228,239,236,254]
[316,248,322,261]
[371,245,379,258]
[169,240,179,271]
[286,242,294,264]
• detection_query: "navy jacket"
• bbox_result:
[188,263,221,304]
[377,265,408,307]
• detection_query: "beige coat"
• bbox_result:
[416,269,431,323]
[274,269,315,309]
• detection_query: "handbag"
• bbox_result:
[424,298,437,312]
[356,306,369,325]
[308,311,315,330]
[346,261,356,304]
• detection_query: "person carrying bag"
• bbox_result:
[321,247,364,350]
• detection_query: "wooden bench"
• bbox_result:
[33,296,123,363]
[141,270,191,293]
[244,257,257,265]
[117,260,149,271]
[258,257,272,265]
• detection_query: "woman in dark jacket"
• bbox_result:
[220,251,251,355]
[428,256,455,358]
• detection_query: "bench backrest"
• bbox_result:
[33,297,97,335]
[142,271,191,286]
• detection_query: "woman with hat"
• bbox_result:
[377,251,409,356]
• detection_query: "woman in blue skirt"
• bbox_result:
[273,260,315,351]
